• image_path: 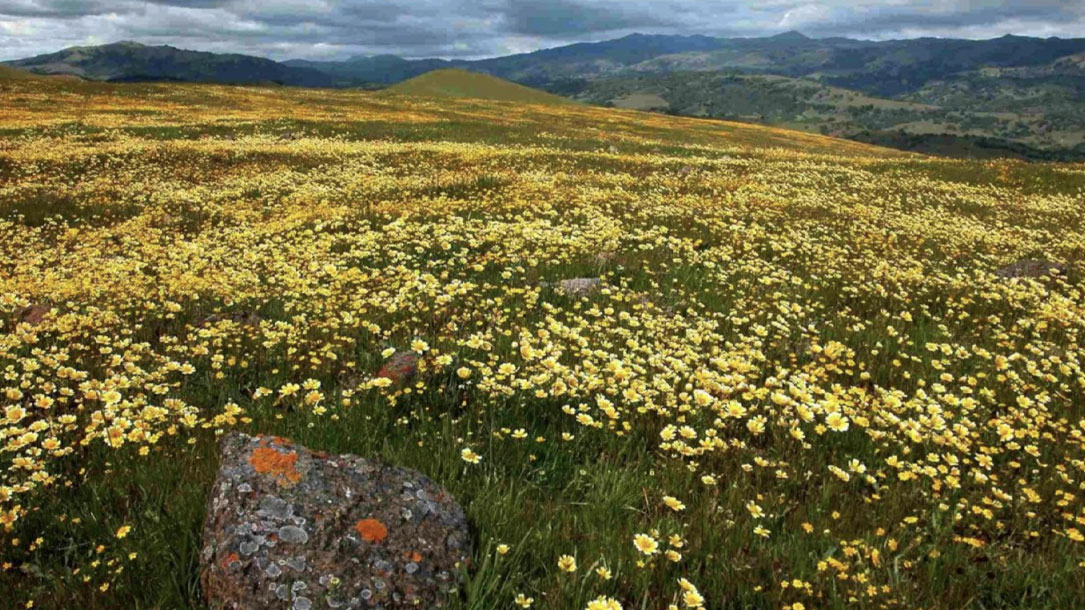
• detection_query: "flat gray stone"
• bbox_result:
[996,259,1069,279]
[555,277,602,297]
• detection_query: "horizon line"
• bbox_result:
[4,29,1080,64]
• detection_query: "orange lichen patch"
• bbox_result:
[376,352,418,385]
[408,551,423,563]
[354,518,388,543]
[248,446,301,486]
[221,552,240,571]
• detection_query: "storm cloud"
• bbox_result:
[0,0,1081,61]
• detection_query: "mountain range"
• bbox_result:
[6,33,1085,159]
[3,41,334,87]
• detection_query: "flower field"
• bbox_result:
[1,74,1084,609]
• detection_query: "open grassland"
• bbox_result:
[1,76,1085,610]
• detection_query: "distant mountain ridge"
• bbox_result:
[3,41,333,87]
[13,32,1085,94]
[284,55,451,86]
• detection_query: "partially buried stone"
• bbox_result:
[16,304,49,326]
[376,351,418,387]
[203,310,262,326]
[995,259,1069,279]
[556,277,602,298]
[201,433,472,609]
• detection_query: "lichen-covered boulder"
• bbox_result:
[996,259,1069,279]
[201,434,471,610]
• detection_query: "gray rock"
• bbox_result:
[201,434,472,609]
[16,304,49,326]
[555,277,602,297]
[996,259,1069,279]
[202,310,262,326]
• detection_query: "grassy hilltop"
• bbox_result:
[384,69,575,105]
[1,72,1084,609]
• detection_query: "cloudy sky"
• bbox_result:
[0,0,1082,61]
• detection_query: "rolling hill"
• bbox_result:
[3,41,333,87]
[0,64,39,80]
[7,32,1085,158]
[383,69,573,105]
[559,67,1085,159]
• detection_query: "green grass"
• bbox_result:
[384,69,576,106]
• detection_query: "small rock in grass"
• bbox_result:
[203,311,262,326]
[556,277,602,298]
[201,433,471,610]
[995,260,1069,279]
[16,304,49,326]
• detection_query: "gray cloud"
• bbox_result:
[779,1,1084,38]
[0,0,123,18]
[0,0,1082,61]
[143,0,232,7]
[499,0,673,36]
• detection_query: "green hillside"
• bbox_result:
[0,65,39,80]
[384,68,574,105]
[558,68,1085,159]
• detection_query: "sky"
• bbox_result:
[0,0,1082,62]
